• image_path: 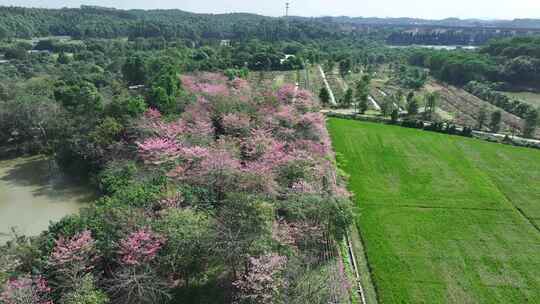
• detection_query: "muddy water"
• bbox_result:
[0,156,94,243]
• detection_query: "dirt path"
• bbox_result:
[368,96,382,111]
[318,65,337,106]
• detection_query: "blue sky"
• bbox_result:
[1,0,539,19]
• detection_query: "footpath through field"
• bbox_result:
[318,65,337,106]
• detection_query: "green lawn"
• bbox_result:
[328,118,540,304]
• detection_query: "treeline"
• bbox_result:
[408,49,496,85]
[0,6,343,41]
[387,29,516,46]
[464,81,537,119]
[408,37,540,87]
[481,36,540,59]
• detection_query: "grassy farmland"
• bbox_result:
[327,118,540,304]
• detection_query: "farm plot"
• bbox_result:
[328,118,540,304]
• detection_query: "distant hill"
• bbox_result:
[0,6,341,41]
[1,5,540,42]
[316,16,540,29]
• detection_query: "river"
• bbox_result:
[0,156,95,243]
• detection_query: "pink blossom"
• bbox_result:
[181,74,230,96]
[152,120,186,139]
[118,228,165,266]
[178,145,210,161]
[136,137,182,164]
[134,76,346,200]
[294,89,318,111]
[200,72,228,83]
[276,84,297,103]
[222,113,251,136]
[233,254,287,304]
[144,108,162,120]
[49,230,97,269]
[240,129,275,160]
[230,78,250,92]
[1,276,52,304]
[200,83,230,96]
[243,141,291,174]
[180,102,214,138]
[158,194,184,209]
[293,139,330,157]
[274,105,299,127]
[299,112,326,135]
[199,148,241,174]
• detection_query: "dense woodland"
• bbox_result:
[0,6,346,41]
[0,7,363,303]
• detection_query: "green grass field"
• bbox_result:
[328,118,540,304]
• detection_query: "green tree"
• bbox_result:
[407,96,419,116]
[4,46,28,60]
[319,87,330,107]
[339,58,352,77]
[57,52,71,64]
[89,117,123,147]
[122,54,147,85]
[324,60,335,73]
[523,109,538,138]
[391,108,399,123]
[341,88,353,108]
[150,86,175,113]
[60,274,109,304]
[108,95,147,121]
[154,208,212,287]
[381,95,395,117]
[477,106,488,130]
[489,110,502,133]
[355,74,370,114]
[424,92,438,120]
[406,91,415,104]
[213,195,273,280]
[54,81,104,116]
[395,89,404,108]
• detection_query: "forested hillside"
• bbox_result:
[0,6,342,41]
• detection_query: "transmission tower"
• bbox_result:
[285,2,290,17]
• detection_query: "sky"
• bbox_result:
[1,0,540,20]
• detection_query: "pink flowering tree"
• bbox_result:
[221,113,251,136]
[192,148,242,201]
[233,254,287,304]
[1,275,52,304]
[136,137,182,165]
[48,230,99,292]
[181,74,230,97]
[107,229,170,303]
[118,228,165,266]
[277,84,297,104]
[230,77,250,93]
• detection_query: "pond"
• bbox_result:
[0,156,95,243]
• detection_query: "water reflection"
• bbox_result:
[0,156,95,243]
